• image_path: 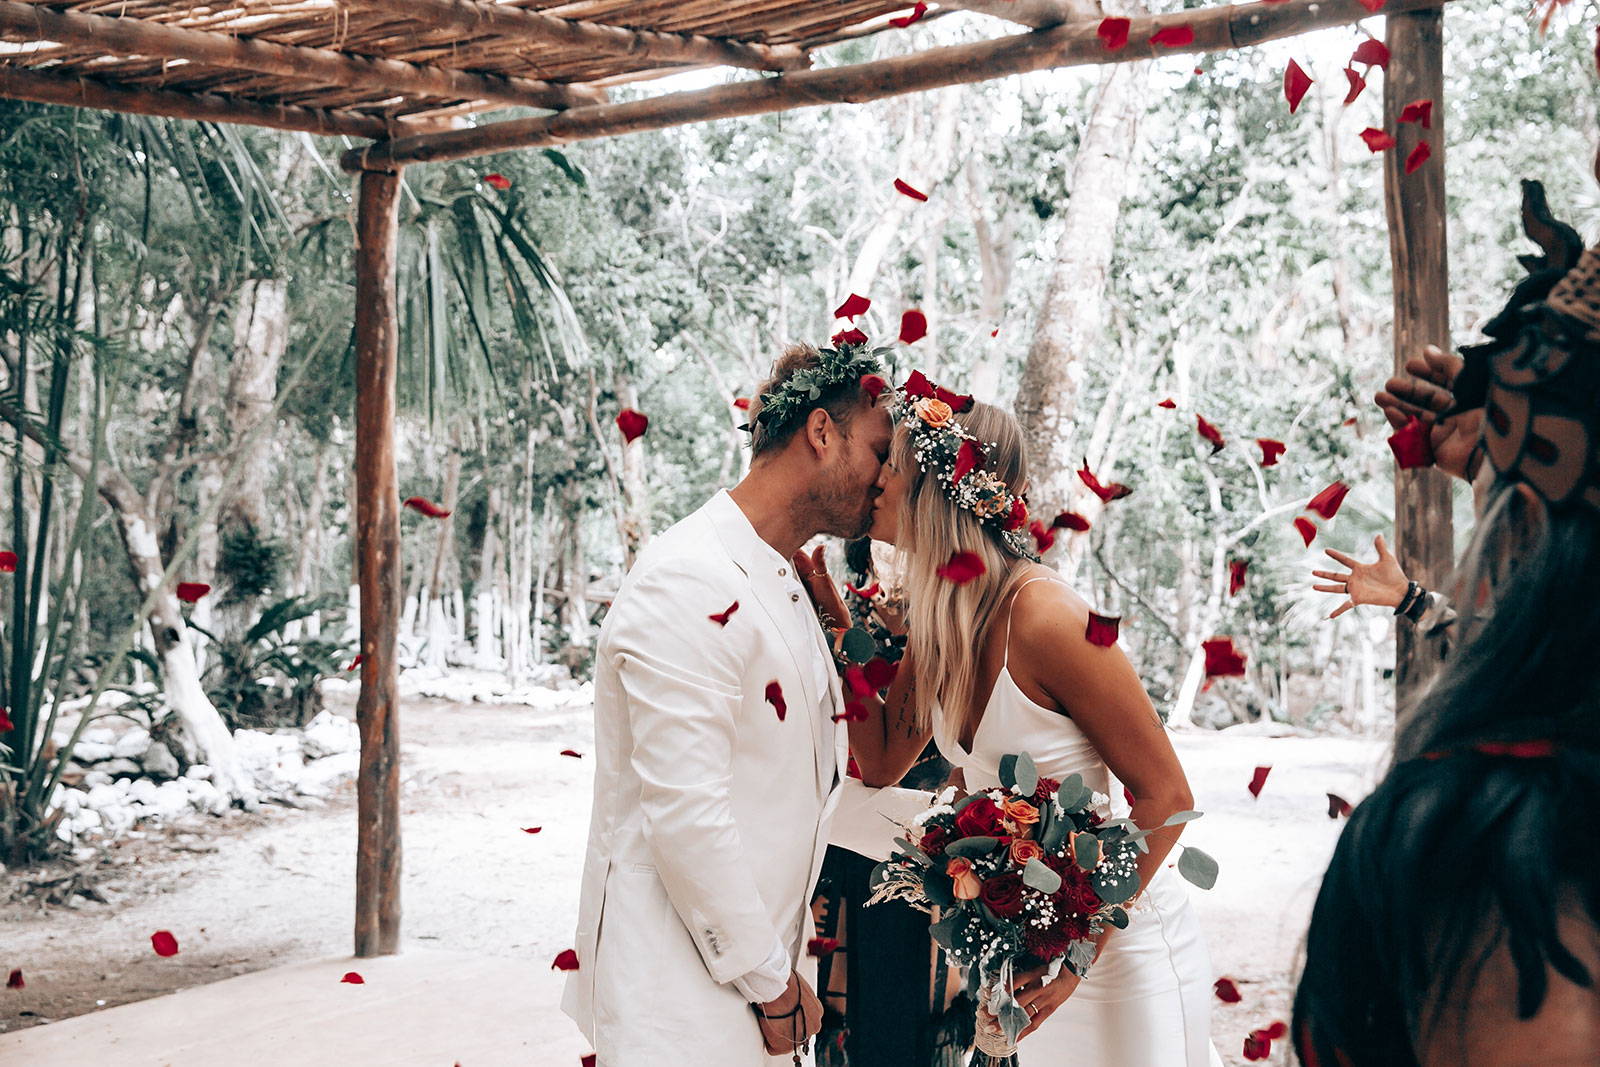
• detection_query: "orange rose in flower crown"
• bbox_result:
[913,396,954,428]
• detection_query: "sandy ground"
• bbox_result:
[1,693,1387,1066]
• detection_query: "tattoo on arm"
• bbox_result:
[891,675,920,739]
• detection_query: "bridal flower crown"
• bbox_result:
[890,370,1039,562]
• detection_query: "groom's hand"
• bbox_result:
[754,969,822,1056]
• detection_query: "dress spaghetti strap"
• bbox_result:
[1002,574,1058,669]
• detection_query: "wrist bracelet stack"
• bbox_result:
[1395,580,1428,622]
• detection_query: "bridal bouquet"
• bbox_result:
[867,752,1215,1065]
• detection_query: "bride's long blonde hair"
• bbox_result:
[894,400,1033,742]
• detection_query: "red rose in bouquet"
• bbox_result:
[955,796,1004,838]
[979,873,1026,918]
[919,825,951,856]
[1033,776,1060,803]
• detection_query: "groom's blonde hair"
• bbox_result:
[894,400,1033,741]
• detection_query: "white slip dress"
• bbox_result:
[931,577,1224,1067]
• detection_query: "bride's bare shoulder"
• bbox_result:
[1006,569,1092,649]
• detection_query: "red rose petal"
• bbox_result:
[847,756,863,780]
[1097,16,1131,50]
[151,930,179,957]
[830,702,867,728]
[1387,414,1435,469]
[483,173,511,190]
[1203,637,1247,678]
[521,826,543,834]
[952,440,983,485]
[888,2,928,28]
[808,937,841,957]
[1029,520,1056,554]
[6,969,22,990]
[1123,786,1136,808]
[990,328,999,338]
[0,550,15,573]
[1351,38,1390,69]
[341,971,365,984]
[582,1056,597,1067]
[1399,98,1433,129]
[1474,739,1557,758]
[863,657,898,692]
[1307,481,1351,520]
[766,680,788,721]
[0,707,13,732]
[175,582,211,603]
[1342,66,1366,106]
[1077,463,1133,503]
[616,408,649,443]
[893,178,929,201]
[1196,413,1226,454]
[344,654,363,672]
[1262,1021,1289,1040]
[1052,511,1091,532]
[403,496,451,519]
[1356,0,1386,11]
[902,370,935,399]
[1243,1033,1272,1061]
[560,749,583,758]
[733,396,751,410]
[1284,59,1313,114]
[1214,977,1242,1003]
[831,327,869,347]
[551,949,580,971]
[1085,612,1121,648]
[844,665,874,700]
[1157,398,1177,409]
[1247,765,1272,799]
[1294,516,1318,546]
[834,293,871,320]
[1150,25,1195,48]
[1327,793,1353,818]
[860,374,888,400]
[1229,559,1248,597]
[1004,498,1029,532]
[1256,438,1287,467]
[845,581,881,600]
[933,385,975,413]
[709,601,740,627]
[936,550,986,585]
[899,309,928,345]
[1404,140,1432,175]
[1359,127,1397,153]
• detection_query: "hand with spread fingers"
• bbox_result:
[1010,962,1083,1041]
[791,545,850,632]
[1313,534,1410,618]
[1374,344,1483,482]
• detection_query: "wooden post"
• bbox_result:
[1383,2,1453,703]
[353,168,403,957]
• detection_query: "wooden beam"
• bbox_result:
[353,168,403,959]
[0,64,392,138]
[1384,1,1453,701]
[377,0,809,73]
[0,0,603,112]
[344,0,1451,171]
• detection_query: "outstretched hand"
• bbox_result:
[1312,534,1410,618]
[791,545,850,632]
[1375,344,1483,482]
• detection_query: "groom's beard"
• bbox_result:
[804,478,877,541]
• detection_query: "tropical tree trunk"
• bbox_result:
[421,426,462,670]
[474,484,502,666]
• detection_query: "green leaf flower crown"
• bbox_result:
[751,340,890,437]
[890,371,1039,562]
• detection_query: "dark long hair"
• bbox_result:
[1293,481,1600,1065]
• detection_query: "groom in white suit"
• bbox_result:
[563,342,893,1066]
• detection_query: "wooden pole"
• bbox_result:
[0,65,390,138]
[0,1,605,112]
[353,168,403,958]
[343,0,1454,171]
[1383,2,1453,703]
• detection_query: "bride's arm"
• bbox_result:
[847,649,935,788]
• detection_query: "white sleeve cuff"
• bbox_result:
[729,938,791,1003]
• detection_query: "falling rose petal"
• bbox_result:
[1294,516,1318,546]
[1357,0,1386,11]
[893,178,929,201]
[551,949,580,971]
[341,972,365,984]
[1342,416,1359,428]
[1327,793,1353,819]
[1360,127,1397,153]
[1085,612,1121,648]
[1343,66,1366,106]
[733,396,751,411]
[344,654,363,672]
[936,551,986,585]
[0,550,15,572]
[844,665,875,700]
[1387,415,1435,469]
[1149,25,1195,48]
[766,681,788,722]
[1351,38,1390,69]
[863,657,898,692]
[1261,1021,1289,1040]
[403,496,451,519]
[832,327,869,347]
[846,581,881,600]
[1247,765,1272,799]
[708,601,740,627]
[521,826,543,834]
[1078,464,1133,503]
[1214,977,1242,1003]
[175,582,211,603]
[1196,414,1226,454]
[847,756,863,780]
[1194,66,1205,75]
[952,440,983,485]
[582,1057,597,1067]
[1243,1033,1272,1061]
[902,370,935,399]
[0,707,13,732]
[1229,559,1248,597]
[1307,481,1351,520]
[1123,786,1136,808]
[1052,511,1091,532]
[1284,59,1313,114]
[933,385,975,413]
[860,374,888,400]
[1256,438,1286,467]
[899,309,928,345]
[1595,26,1599,77]
[482,173,511,190]
[1474,739,1557,758]
[990,328,999,338]
[1404,140,1432,175]
[1029,520,1056,554]
[1203,637,1247,678]
[1399,98,1433,129]
[808,937,841,957]
[5,969,22,989]
[560,749,583,758]
[616,408,649,443]
[151,930,179,957]
[1157,398,1177,409]
[830,701,871,725]
[834,293,871,320]
[1097,16,1131,50]
[1004,498,1029,532]
[888,1,929,28]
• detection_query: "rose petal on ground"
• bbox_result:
[1052,511,1091,532]
[403,496,451,519]
[1256,438,1287,466]
[1352,38,1390,69]
[1086,612,1121,648]
[834,293,871,320]
[615,408,649,443]
[889,2,928,28]
[6,969,22,990]
[899,309,928,344]
[1196,413,1226,454]
[1327,793,1353,818]
[1229,559,1248,596]
[860,374,888,400]
[936,551,986,585]
[1248,765,1272,799]
[1157,398,1177,409]
[1150,25,1196,47]
[521,826,543,834]
[1284,59,1313,114]
[1399,98,1433,128]
[1029,520,1056,554]
[1307,481,1351,520]
[1404,140,1432,174]
[832,327,869,347]
[175,582,211,603]
[151,930,179,957]
[341,972,365,984]
[709,601,740,627]
[766,680,788,721]
[1343,66,1366,106]
[1360,127,1397,152]
[1387,414,1435,469]
[952,440,983,485]
[1097,16,1131,49]
[1214,977,1242,1003]
[560,749,583,758]
[1294,516,1318,546]
[1203,637,1248,678]
[551,949,580,971]
[893,178,929,201]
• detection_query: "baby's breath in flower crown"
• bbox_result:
[891,371,1039,562]
[750,339,891,439]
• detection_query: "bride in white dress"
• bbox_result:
[803,391,1221,1066]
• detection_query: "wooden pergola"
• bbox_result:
[1,0,1455,958]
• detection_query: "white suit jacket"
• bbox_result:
[562,491,848,1067]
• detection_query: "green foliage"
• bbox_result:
[218,525,282,604]
[198,596,351,729]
